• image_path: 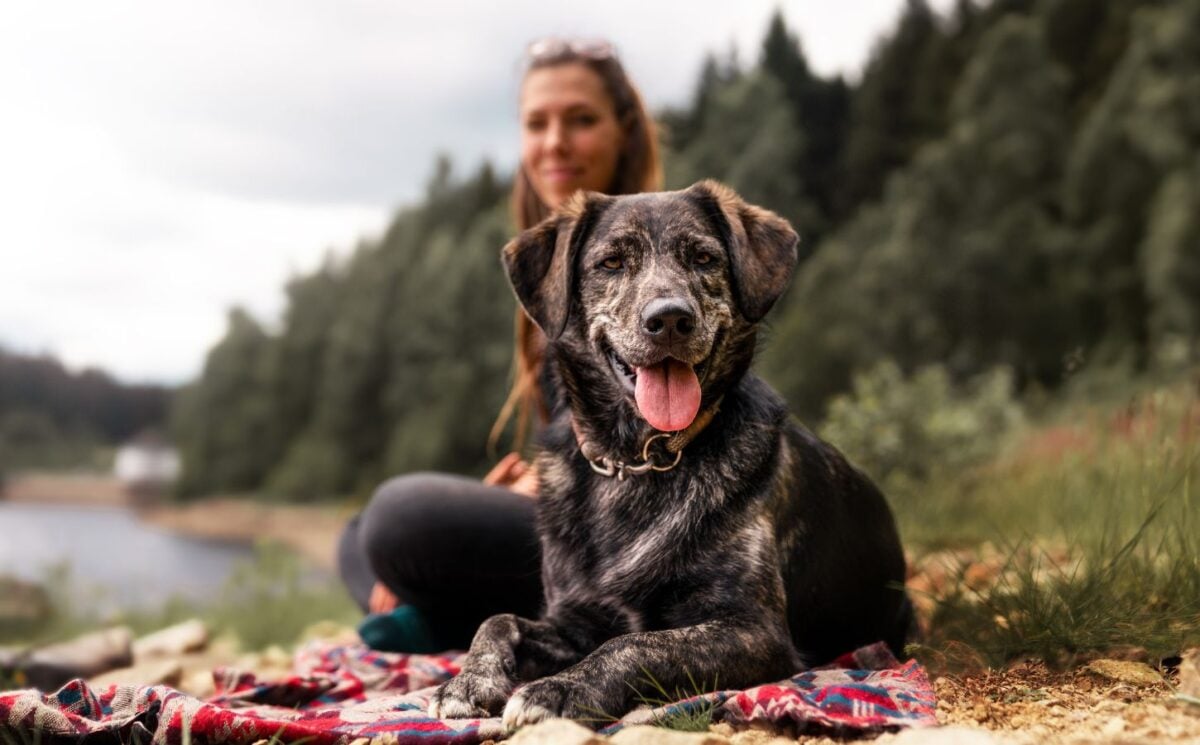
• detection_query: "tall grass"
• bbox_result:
[900,379,1200,667]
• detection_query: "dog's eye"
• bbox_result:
[694,252,715,266]
[599,256,624,271]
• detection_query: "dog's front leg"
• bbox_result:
[428,613,588,718]
[502,618,798,730]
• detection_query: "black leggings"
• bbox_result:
[337,473,544,650]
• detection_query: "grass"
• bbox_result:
[575,667,721,732]
[899,375,1200,668]
[632,668,721,732]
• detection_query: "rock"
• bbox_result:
[132,619,208,661]
[728,723,793,745]
[880,725,1005,744]
[1082,659,1164,687]
[180,668,216,698]
[22,627,133,691]
[609,724,729,745]
[90,659,183,688]
[1179,647,1200,700]
[507,719,604,745]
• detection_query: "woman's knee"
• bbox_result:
[358,472,462,570]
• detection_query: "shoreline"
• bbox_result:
[0,472,352,572]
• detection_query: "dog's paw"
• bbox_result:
[501,677,605,732]
[428,672,510,719]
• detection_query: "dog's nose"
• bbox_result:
[641,298,695,340]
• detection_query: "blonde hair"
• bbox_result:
[489,47,663,454]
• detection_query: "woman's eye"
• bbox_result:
[600,256,624,271]
[694,252,714,266]
[524,118,546,132]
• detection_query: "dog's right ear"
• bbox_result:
[502,191,612,340]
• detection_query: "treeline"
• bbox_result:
[0,348,172,471]
[174,0,1200,500]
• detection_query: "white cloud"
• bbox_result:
[0,0,947,383]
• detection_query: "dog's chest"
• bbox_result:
[540,458,720,593]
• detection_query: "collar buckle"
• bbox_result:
[586,432,683,480]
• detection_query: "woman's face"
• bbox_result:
[519,63,624,210]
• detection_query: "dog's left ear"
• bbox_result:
[686,180,801,322]
[502,191,612,339]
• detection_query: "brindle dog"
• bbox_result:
[429,181,910,730]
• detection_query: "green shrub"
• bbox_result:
[818,360,1023,490]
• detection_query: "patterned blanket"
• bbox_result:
[0,642,937,744]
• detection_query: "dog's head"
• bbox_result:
[503,180,799,434]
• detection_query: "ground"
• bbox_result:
[4,474,1199,743]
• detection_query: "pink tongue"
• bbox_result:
[634,359,702,432]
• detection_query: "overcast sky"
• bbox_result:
[0,1,949,385]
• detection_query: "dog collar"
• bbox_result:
[571,399,722,480]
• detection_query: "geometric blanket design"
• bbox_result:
[0,641,937,744]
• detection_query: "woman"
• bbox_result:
[337,38,662,652]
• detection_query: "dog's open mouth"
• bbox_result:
[605,338,719,433]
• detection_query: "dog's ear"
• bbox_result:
[686,180,801,322]
[502,191,612,339]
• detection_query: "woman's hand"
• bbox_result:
[369,582,400,614]
[484,452,540,497]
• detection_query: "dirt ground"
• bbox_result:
[148,631,1197,745]
[7,473,1199,742]
[1,472,129,507]
[918,658,1200,744]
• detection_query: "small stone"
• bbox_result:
[886,725,1005,744]
[90,659,182,688]
[1100,716,1127,735]
[1178,648,1200,699]
[729,728,791,745]
[707,723,735,738]
[180,669,216,698]
[508,719,604,745]
[1082,659,1164,687]
[610,724,730,745]
[22,626,133,690]
[132,619,208,661]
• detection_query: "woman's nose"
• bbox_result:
[544,119,568,153]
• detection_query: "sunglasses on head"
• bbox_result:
[525,37,615,63]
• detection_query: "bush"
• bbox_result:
[818,360,1023,489]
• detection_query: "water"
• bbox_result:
[0,502,258,613]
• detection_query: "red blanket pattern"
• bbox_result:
[0,642,936,743]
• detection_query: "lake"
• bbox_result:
[0,502,260,613]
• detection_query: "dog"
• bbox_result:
[429,181,910,730]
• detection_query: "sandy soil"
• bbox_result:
[137,497,351,572]
[1,472,129,507]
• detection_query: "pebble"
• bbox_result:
[90,659,182,688]
[609,725,730,745]
[1082,659,1164,687]
[507,719,605,745]
[881,725,1007,744]
[1178,648,1200,699]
